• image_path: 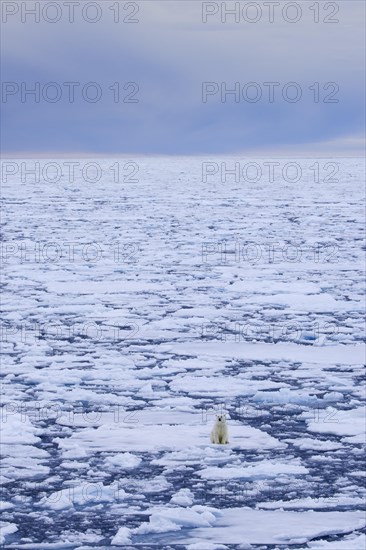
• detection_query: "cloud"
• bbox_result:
[1,0,365,154]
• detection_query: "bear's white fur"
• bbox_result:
[210,414,229,444]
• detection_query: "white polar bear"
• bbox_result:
[210,414,229,444]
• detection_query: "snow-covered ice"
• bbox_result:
[1,157,365,548]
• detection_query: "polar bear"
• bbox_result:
[210,414,229,444]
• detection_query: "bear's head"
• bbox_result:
[217,414,226,423]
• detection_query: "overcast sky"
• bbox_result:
[1,1,365,155]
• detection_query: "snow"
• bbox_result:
[170,488,195,506]
[308,534,366,549]
[39,482,123,511]
[109,505,366,546]
[306,405,366,440]
[257,495,366,510]
[110,526,132,545]
[1,411,50,481]
[134,506,218,534]
[186,543,230,550]
[253,387,322,406]
[1,410,41,445]
[103,452,141,470]
[0,502,15,511]
[179,508,366,546]
[1,157,365,547]
[199,460,308,480]
[55,420,284,454]
[0,522,18,545]
[159,341,365,365]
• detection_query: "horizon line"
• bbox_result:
[1,151,365,159]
